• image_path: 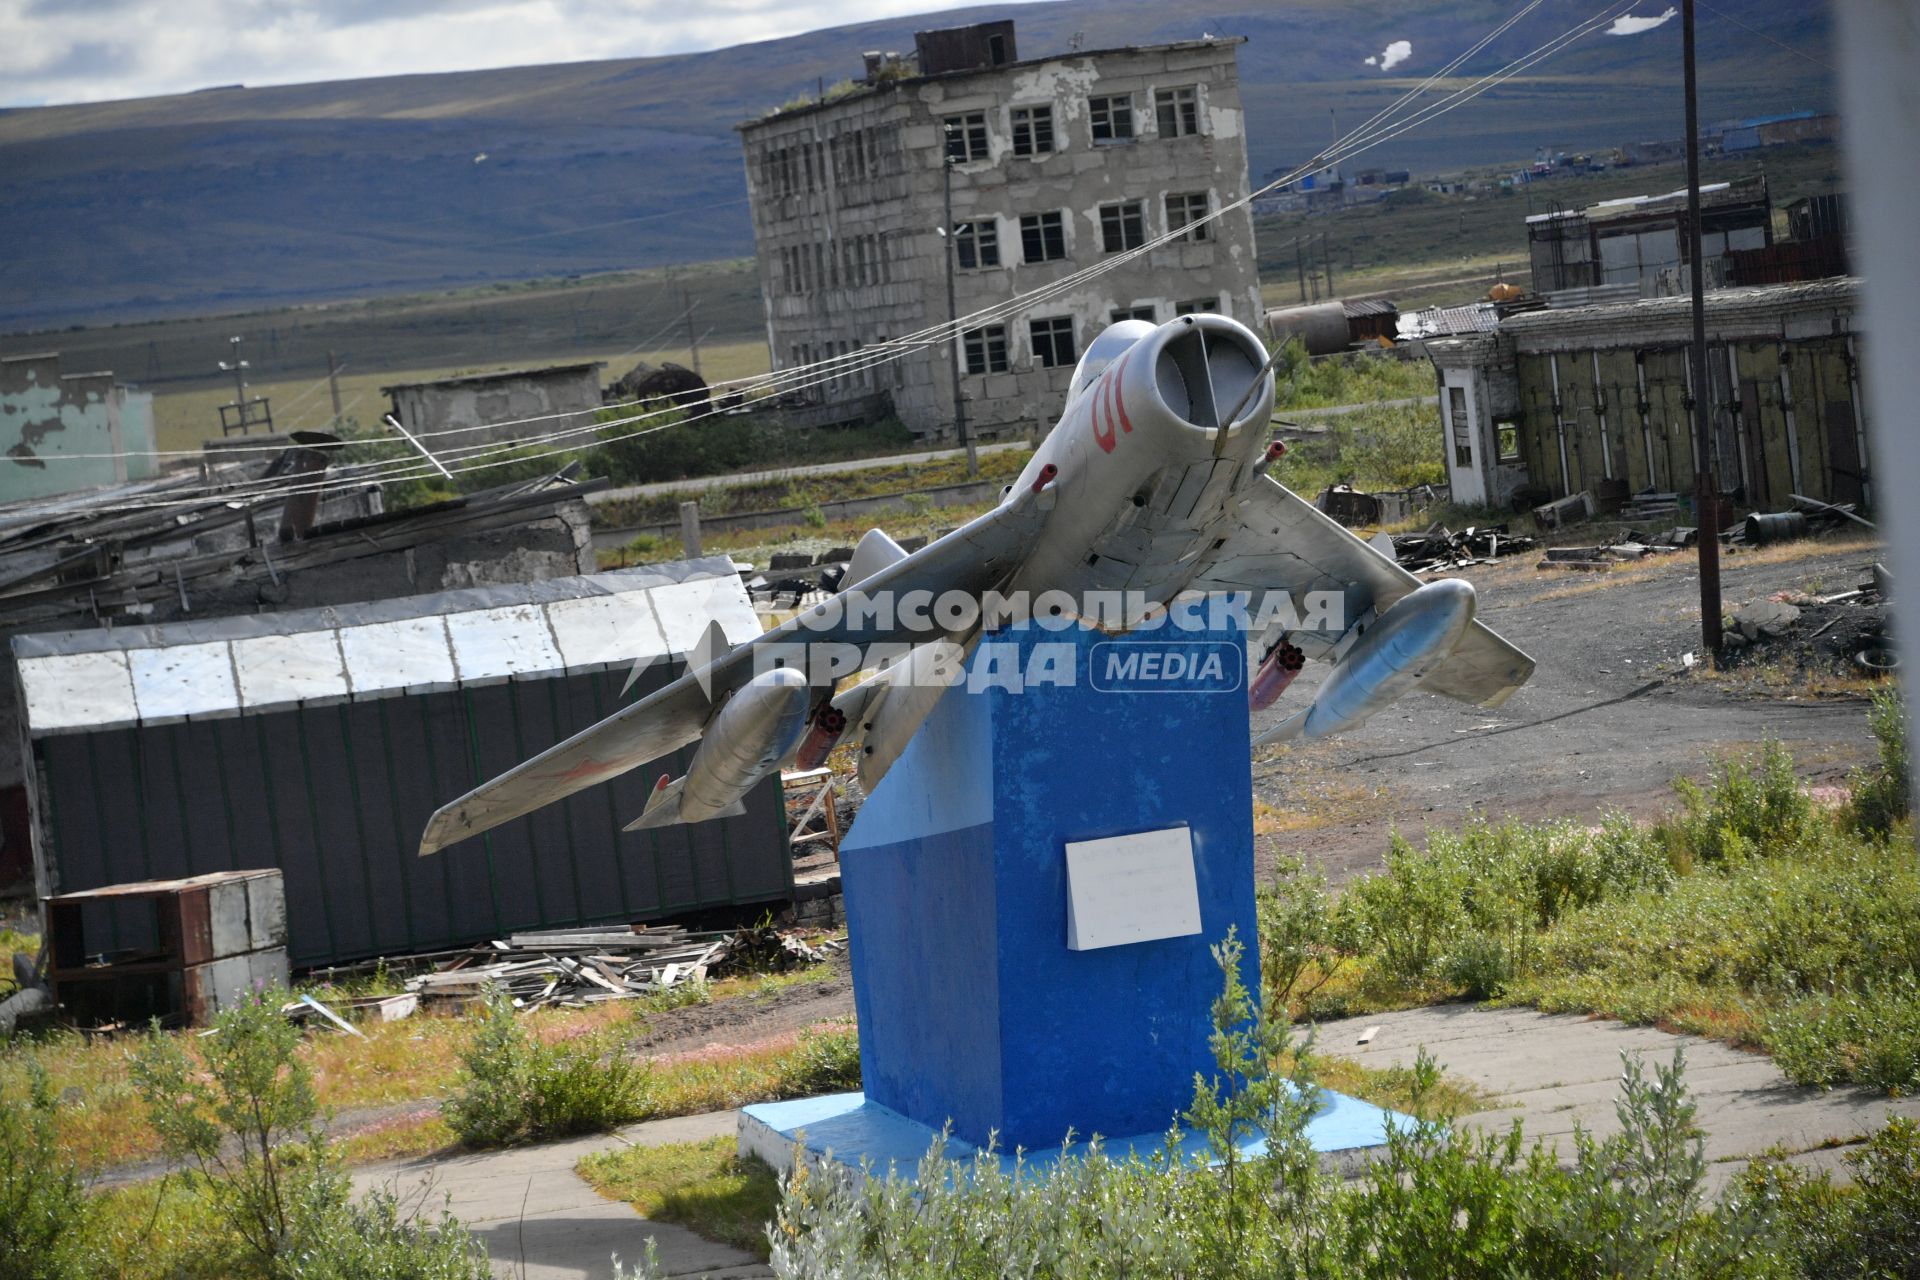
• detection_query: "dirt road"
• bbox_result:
[1250,536,1885,884]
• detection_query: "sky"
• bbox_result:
[0,0,1054,108]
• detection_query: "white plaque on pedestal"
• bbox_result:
[1063,826,1203,951]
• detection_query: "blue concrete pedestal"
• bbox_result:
[753,621,1406,1173]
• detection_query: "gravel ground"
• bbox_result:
[1251,535,1886,885]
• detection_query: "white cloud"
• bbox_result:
[0,0,1046,107]
[1607,8,1678,37]
[1366,39,1412,73]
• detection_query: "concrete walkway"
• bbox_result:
[1313,1005,1920,1194]
[586,442,1030,505]
[352,1111,769,1280]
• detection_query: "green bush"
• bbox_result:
[777,1024,861,1097]
[130,990,489,1279]
[1848,686,1910,839]
[614,936,1906,1280]
[0,1064,99,1280]
[1744,1115,1920,1279]
[1658,738,1816,868]
[443,992,653,1147]
[1262,727,1920,1092]
[283,1187,489,1280]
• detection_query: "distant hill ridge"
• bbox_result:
[0,0,1830,332]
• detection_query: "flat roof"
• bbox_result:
[12,557,757,736]
[740,36,1245,130]
[381,361,605,394]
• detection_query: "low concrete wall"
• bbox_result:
[592,479,1001,551]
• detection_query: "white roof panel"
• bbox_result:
[545,590,667,673]
[18,651,137,735]
[129,641,238,724]
[232,632,350,709]
[12,560,757,736]
[650,578,761,655]
[446,604,564,684]
[340,617,457,696]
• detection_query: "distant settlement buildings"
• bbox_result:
[737,20,1263,441]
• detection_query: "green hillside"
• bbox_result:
[0,0,1831,333]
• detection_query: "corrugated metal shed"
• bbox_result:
[14,558,791,967]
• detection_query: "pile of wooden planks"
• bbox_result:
[403,922,845,1011]
[406,924,730,1010]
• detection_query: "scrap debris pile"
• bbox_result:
[1392,523,1539,573]
[404,922,842,1011]
[1722,565,1894,672]
[1536,528,1696,571]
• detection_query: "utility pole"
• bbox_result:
[1682,0,1723,654]
[681,290,702,377]
[1295,236,1307,302]
[223,335,248,408]
[943,146,979,478]
[1322,231,1336,299]
[325,350,343,422]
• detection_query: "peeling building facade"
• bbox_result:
[1427,278,1869,512]
[1,353,157,503]
[383,362,606,458]
[738,25,1263,441]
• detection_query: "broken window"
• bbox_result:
[944,112,989,163]
[1020,211,1067,262]
[963,324,1009,375]
[1030,316,1076,369]
[954,220,1000,269]
[1166,192,1212,242]
[1110,305,1156,324]
[1089,94,1134,143]
[1155,86,1200,137]
[1099,201,1146,253]
[1449,385,1474,467]
[1010,105,1055,157]
[1174,297,1219,316]
[1496,415,1521,462]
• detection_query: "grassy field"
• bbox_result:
[149,337,772,454]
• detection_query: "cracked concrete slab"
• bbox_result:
[1310,1005,1920,1195]
[352,1110,770,1279]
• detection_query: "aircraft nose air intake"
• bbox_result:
[1149,319,1267,432]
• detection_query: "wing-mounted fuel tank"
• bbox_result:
[627,667,811,829]
[1257,578,1478,745]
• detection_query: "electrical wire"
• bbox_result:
[1696,1,1835,74]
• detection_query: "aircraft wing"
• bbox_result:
[418,486,1050,854]
[1186,476,1535,709]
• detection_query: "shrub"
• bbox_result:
[0,1063,99,1280]
[1848,686,1910,839]
[131,992,334,1270]
[443,992,653,1147]
[131,990,489,1278]
[1658,738,1815,868]
[283,1187,490,1280]
[777,1024,861,1097]
[613,935,1920,1280]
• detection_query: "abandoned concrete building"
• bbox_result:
[1,353,158,503]
[1425,277,1868,512]
[1525,176,1775,299]
[737,20,1263,441]
[382,361,606,460]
